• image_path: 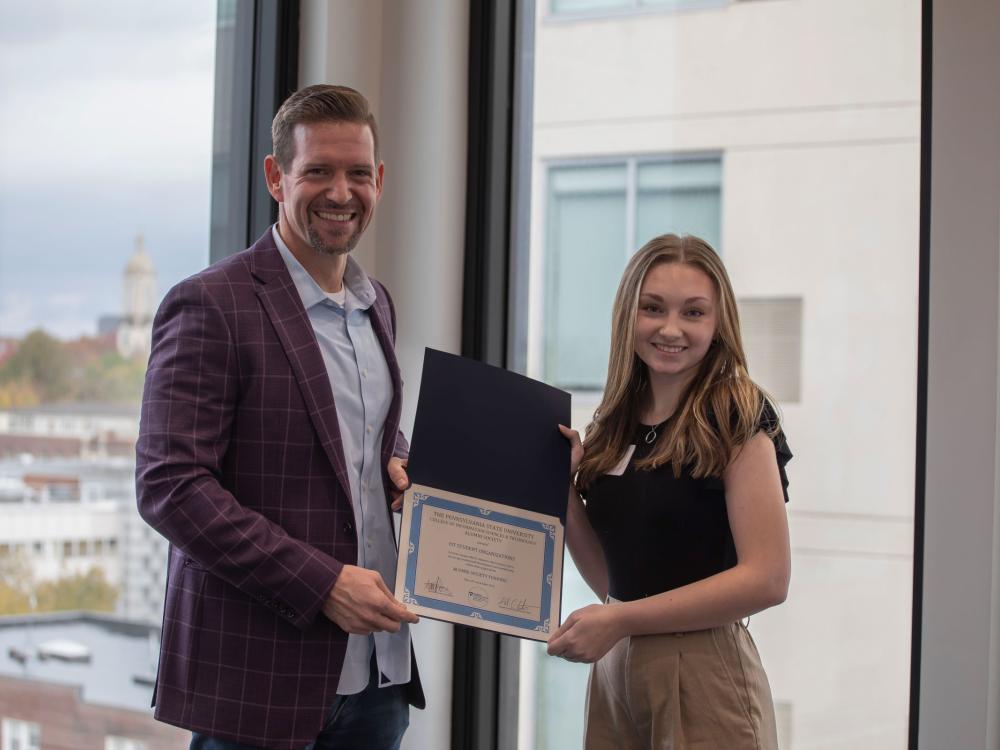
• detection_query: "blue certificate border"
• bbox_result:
[400,491,557,634]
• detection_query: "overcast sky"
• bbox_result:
[0,0,217,339]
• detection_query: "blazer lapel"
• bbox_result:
[368,290,403,476]
[248,232,354,505]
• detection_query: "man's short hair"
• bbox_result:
[271,84,380,168]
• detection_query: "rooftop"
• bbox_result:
[0,611,159,713]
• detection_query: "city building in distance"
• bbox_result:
[0,612,186,749]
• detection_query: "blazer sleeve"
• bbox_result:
[135,277,341,630]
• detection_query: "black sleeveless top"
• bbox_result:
[583,404,792,602]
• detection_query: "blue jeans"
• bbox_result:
[190,659,409,750]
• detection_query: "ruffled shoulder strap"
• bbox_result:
[759,400,792,503]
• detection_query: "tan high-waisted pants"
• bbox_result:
[584,621,779,750]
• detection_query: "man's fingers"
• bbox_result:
[371,613,402,633]
[380,596,419,624]
[388,458,410,489]
[372,577,419,624]
[374,575,395,598]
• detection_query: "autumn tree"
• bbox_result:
[34,567,118,613]
[0,561,119,616]
[0,329,72,402]
[78,351,147,402]
[0,379,40,409]
[0,553,33,615]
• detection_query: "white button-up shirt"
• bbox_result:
[273,227,410,694]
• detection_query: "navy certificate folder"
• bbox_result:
[406,348,572,524]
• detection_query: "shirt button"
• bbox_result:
[366,425,373,434]
[362,369,368,378]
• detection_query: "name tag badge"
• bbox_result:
[606,444,635,477]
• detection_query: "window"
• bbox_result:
[551,0,726,16]
[1,718,40,750]
[515,0,920,747]
[542,158,721,389]
[105,737,147,750]
[0,3,216,637]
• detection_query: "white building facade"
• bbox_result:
[521,1,919,748]
[0,406,168,626]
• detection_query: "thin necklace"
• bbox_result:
[644,420,667,444]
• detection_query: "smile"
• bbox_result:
[653,343,686,354]
[315,210,356,222]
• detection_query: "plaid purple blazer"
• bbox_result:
[136,230,423,748]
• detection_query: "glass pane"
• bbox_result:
[0,3,215,747]
[544,165,627,389]
[551,0,633,14]
[516,0,921,747]
[521,551,594,750]
[636,160,722,251]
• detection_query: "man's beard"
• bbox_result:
[306,223,360,257]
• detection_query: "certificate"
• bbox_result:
[393,348,571,641]
[395,484,563,641]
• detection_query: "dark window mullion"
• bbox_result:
[457,1,531,749]
[209,0,299,262]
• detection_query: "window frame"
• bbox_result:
[458,1,536,749]
[209,0,300,262]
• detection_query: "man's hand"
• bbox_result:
[322,565,419,634]
[388,456,409,511]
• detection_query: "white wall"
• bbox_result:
[298,3,469,747]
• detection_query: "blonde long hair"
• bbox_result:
[577,234,778,490]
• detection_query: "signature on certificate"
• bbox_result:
[424,577,453,596]
[467,587,489,604]
[498,596,538,614]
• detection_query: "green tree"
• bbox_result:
[34,567,118,613]
[77,352,147,403]
[0,329,72,402]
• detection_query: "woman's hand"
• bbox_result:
[546,603,623,663]
[559,424,584,476]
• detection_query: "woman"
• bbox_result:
[548,234,792,749]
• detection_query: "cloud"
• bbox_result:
[0,1,217,337]
[0,1,216,183]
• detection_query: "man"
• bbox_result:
[137,85,422,750]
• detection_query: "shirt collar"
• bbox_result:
[271,225,376,311]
